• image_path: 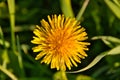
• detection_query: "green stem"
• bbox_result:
[76,0,90,21]
[10,14,16,52]
[60,0,74,17]
[61,71,68,80]
[0,65,18,80]
[7,0,16,53]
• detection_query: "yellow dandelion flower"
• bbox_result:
[31,14,90,71]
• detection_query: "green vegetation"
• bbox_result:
[0,0,120,80]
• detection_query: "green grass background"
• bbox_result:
[0,0,120,80]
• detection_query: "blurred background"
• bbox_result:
[0,0,120,80]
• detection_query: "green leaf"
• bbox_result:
[92,36,120,48]
[104,0,120,19]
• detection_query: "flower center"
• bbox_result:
[48,29,68,52]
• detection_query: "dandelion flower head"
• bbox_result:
[31,14,90,71]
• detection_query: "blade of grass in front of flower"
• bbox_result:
[67,45,120,73]
[60,0,74,17]
[76,0,90,21]
[104,0,120,19]
[92,36,120,48]
[67,51,108,73]
[16,35,25,77]
[7,0,16,53]
[107,46,120,55]
[0,65,18,80]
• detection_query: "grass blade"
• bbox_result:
[104,0,120,19]
[60,0,74,17]
[16,35,25,77]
